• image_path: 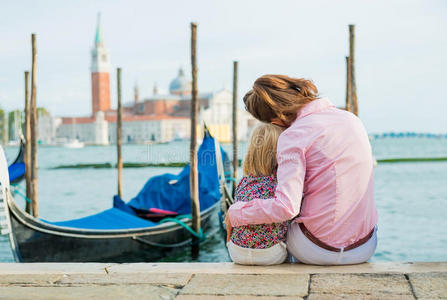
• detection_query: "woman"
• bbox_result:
[226,75,378,265]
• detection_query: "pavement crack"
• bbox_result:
[104,265,112,274]
[183,273,194,285]
[404,274,418,299]
[303,273,313,300]
[51,274,64,286]
[177,273,195,295]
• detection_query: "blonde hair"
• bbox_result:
[243,75,319,126]
[243,124,285,177]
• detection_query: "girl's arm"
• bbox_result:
[228,129,306,227]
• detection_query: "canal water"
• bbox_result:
[1,137,447,262]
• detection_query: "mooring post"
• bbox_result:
[345,56,352,113]
[190,22,200,259]
[30,33,38,217]
[232,61,238,196]
[24,71,32,214]
[116,68,123,199]
[349,24,358,116]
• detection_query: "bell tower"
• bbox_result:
[91,13,111,116]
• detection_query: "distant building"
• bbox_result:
[57,112,189,144]
[125,70,252,142]
[0,109,7,145]
[37,108,60,145]
[7,110,23,142]
[55,13,254,145]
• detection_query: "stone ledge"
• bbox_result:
[408,272,447,299]
[180,274,309,296]
[106,262,447,275]
[0,263,445,300]
[0,285,178,300]
[1,262,446,275]
[0,263,110,275]
[310,273,413,297]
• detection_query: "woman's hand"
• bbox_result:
[225,213,232,243]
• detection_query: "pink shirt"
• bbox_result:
[228,98,378,248]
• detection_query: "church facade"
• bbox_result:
[55,14,253,145]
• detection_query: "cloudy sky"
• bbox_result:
[1,0,446,133]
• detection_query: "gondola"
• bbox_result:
[8,138,25,184]
[0,129,232,262]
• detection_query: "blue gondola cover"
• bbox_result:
[8,162,25,183]
[47,208,156,230]
[127,134,222,214]
[41,134,225,230]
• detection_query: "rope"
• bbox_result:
[132,226,221,248]
[224,172,236,182]
[10,184,31,204]
[9,184,207,242]
[132,236,193,248]
[160,214,206,241]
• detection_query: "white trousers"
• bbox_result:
[227,241,288,265]
[287,222,378,265]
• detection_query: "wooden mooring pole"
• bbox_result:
[349,24,358,116]
[24,71,32,214]
[345,56,352,113]
[232,61,238,197]
[30,33,38,217]
[116,68,123,198]
[190,22,200,259]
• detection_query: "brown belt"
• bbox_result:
[299,223,374,252]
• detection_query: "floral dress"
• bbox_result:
[230,174,289,249]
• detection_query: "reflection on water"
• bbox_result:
[1,137,447,262]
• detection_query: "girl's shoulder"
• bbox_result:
[234,174,277,201]
[237,174,277,187]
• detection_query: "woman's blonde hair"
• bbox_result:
[243,123,285,177]
[243,75,318,126]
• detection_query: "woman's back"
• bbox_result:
[281,98,378,248]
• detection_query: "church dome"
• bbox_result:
[169,68,192,95]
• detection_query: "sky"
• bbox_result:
[1,0,446,133]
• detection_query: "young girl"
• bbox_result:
[227,123,289,265]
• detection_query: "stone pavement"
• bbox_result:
[0,262,445,299]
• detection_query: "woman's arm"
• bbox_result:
[228,130,306,227]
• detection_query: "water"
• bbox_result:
[1,137,447,262]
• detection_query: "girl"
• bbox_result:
[227,123,289,265]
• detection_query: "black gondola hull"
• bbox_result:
[7,195,219,262]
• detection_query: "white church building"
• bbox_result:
[52,14,255,145]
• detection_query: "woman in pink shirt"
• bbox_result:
[226,75,378,265]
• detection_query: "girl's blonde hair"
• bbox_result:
[243,123,285,177]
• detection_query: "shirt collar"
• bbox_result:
[295,97,335,120]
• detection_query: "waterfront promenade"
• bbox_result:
[0,262,445,299]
